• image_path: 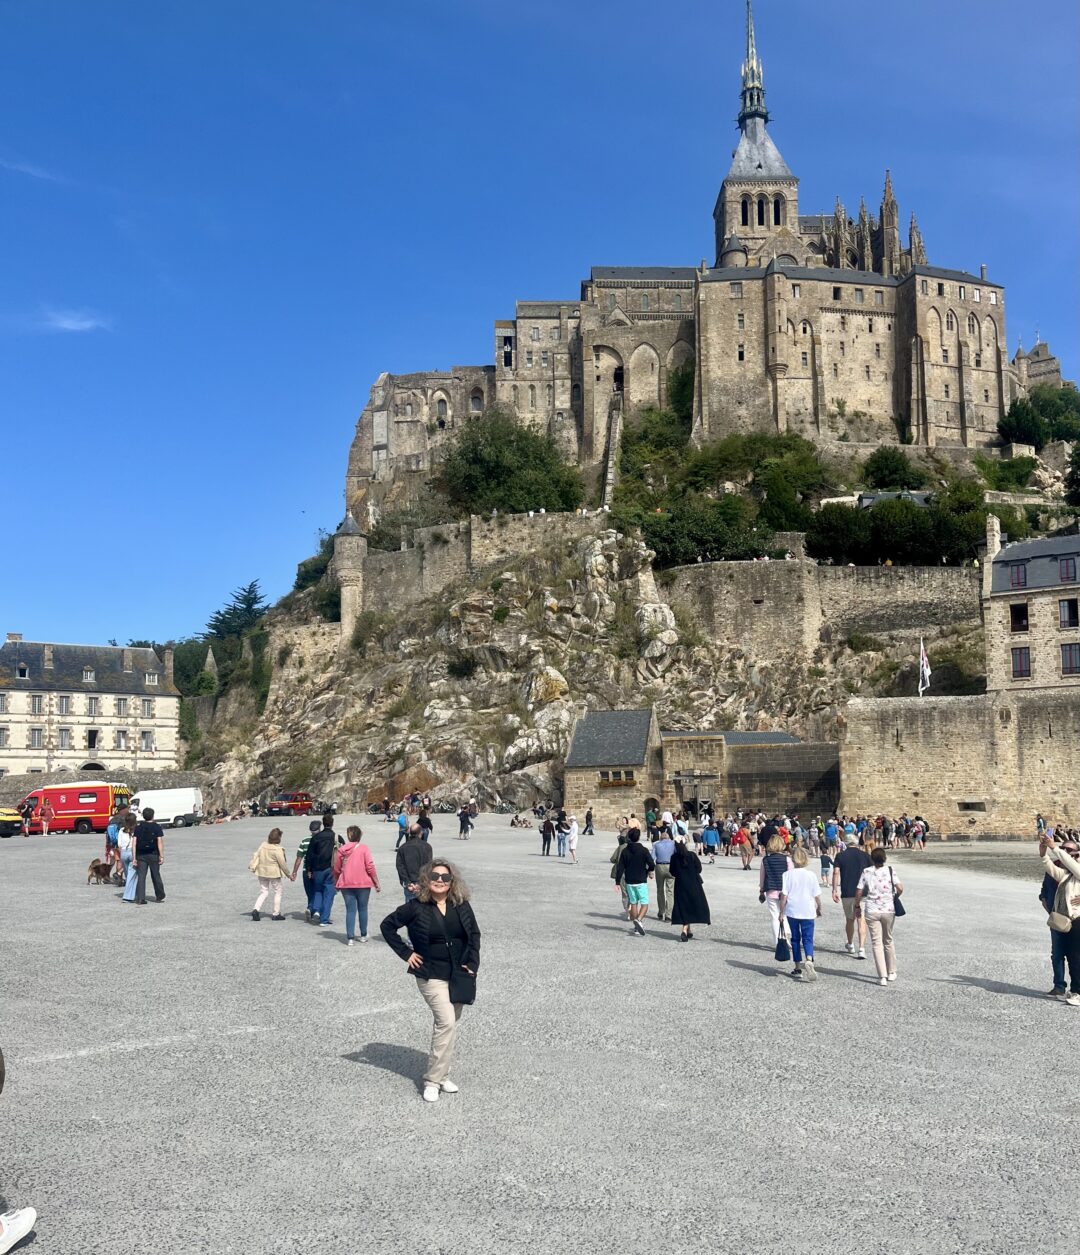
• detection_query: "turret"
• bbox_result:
[720,232,749,268]
[880,169,902,277]
[909,212,927,266]
[333,512,367,646]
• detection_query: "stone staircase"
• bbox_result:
[601,392,623,509]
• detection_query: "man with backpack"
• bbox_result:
[304,813,339,926]
[133,808,166,905]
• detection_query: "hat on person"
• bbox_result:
[308,820,321,832]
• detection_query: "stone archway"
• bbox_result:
[628,342,661,413]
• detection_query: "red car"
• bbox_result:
[267,791,315,817]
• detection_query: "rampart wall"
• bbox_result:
[840,688,1080,837]
[666,560,981,654]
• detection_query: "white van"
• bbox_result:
[129,787,203,829]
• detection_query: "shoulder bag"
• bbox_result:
[890,867,907,918]
[774,917,791,963]
[1048,880,1073,934]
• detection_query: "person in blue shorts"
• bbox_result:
[614,830,656,937]
[702,819,721,864]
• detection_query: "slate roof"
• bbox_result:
[591,267,698,283]
[912,264,1000,289]
[336,513,364,537]
[660,730,801,745]
[857,491,932,510]
[726,117,794,180]
[565,709,653,768]
[991,535,1080,595]
[0,641,178,696]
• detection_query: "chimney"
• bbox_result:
[43,644,54,669]
[983,514,1001,602]
[980,264,987,281]
[122,648,133,673]
[164,647,175,685]
[6,633,22,643]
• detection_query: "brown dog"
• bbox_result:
[87,859,113,885]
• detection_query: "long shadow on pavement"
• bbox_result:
[933,974,1047,1001]
[583,923,682,942]
[343,1042,427,1088]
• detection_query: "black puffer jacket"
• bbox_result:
[380,899,481,975]
[395,836,433,886]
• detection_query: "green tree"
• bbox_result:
[293,532,334,591]
[206,581,267,638]
[998,399,1049,451]
[641,495,767,568]
[806,504,872,564]
[1066,444,1080,508]
[863,446,928,491]
[1027,385,1080,443]
[667,362,695,426]
[440,411,583,515]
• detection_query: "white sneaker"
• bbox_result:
[857,949,866,960]
[0,1207,37,1255]
[803,959,817,982]
[1065,993,1080,1008]
[422,1084,440,1103]
[346,939,354,947]
[844,942,854,954]
[439,1080,459,1093]
[359,936,369,943]
[887,973,897,982]
[879,978,888,987]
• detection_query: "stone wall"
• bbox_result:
[840,688,1080,837]
[666,560,981,654]
[0,767,209,808]
[723,743,840,816]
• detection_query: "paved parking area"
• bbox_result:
[0,816,1070,1254]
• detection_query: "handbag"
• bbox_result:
[774,918,791,963]
[1048,881,1073,933]
[890,867,906,917]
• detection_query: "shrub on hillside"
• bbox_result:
[293,532,334,590]
[863,446,928,491]
[440,411,583,515]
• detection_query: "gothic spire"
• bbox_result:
[739,0,768,125]
[883,168,896,206]
[909,211,927,265]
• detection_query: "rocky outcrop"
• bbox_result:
[194,529,984,811]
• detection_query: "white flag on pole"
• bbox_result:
[918,638,932,695]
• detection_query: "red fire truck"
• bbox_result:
[19,781,132,835]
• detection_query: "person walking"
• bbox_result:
[1039,833,1080,1006]
[540,815,555,857]
[396,823,433,901]
[778,846,821,981]
[610,829,630,918]
[119,815,138,903]
[395,809,409,849]
[1040,842,1072,1000]
[304,816,338,927]
[334,825,381,945]
[758,834,792,944]
[833,836,871,959]
[132,808,166,905]
[457,806,472,841]
[290,820,322,919]
[670,839,711,941]
[567,815,580,864]
[38,797,54,836]
[702,816,720,864]
[380,860,481,1103]
[651,828,676,922]
[556,816,569,858]
[854,846,903,987]
[249,828,289,921]
[584,808,594,836]
[614,830,656,937]
[417,808,434,842]
[19,798,35,838]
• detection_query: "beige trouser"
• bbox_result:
[254,876,283,914]
[416,977,463,1085]
[655,865,675,918]
[865,911,897,978]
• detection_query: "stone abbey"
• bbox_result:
[346,2,1059,518]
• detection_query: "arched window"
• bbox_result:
[757,197,767,227]
[968,314,977,336]
[802,321,809,336]
[674,293,683,312]
[741,197,750,227]
[529,385,536,411]
[946,312,955,331]
[512,385,518,408]
[436,398,448,419]
[572,383,581,407]
[546,384,553,407]
[470,389,483,413]
[773,196,784,226]
[641,293,650,312]
[608,293,616,310]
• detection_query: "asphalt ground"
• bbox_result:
[0,816,1073,1254]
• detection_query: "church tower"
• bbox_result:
[879,170,902,277]
[713,0,799,265]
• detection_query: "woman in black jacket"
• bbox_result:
[380,860,481,1104]
[670,840,711,941]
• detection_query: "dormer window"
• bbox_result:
[1010,565,1027,589]
[1060,558,1078,584]
[83,668,95,682]
[146,672,159,686]
[17,664,28,679]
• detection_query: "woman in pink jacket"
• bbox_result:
[333,826,382,946]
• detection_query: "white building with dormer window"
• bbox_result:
[0,634,181,776]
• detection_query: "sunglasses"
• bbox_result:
[429,871,452,883]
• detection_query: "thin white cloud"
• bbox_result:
[39,306,113,333]
[0,157,66,184]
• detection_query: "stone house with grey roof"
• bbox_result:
[0,634,180,777]
[346,2,1063,518]
[563,706,839,828]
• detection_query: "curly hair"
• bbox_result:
[415,859,471,907]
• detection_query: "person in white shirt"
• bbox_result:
[567,816,580,864]
[778,846,822,981]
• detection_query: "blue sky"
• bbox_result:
[3,0,1077,646]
